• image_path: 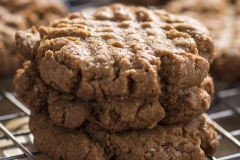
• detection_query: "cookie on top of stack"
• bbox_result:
[0,0,68,76]
[165,0,240,81]
[14,4,218,159]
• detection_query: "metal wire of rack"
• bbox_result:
[0,0,240,159]
[0,78,240,160]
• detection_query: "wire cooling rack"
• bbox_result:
[0,0,240,159]
[0,77,240,160]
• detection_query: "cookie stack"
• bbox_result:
[165,0,240,81]
[14,4,218,160]
[0,0,68,76]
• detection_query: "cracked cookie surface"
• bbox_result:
[14,60,212,131]
[16,4,214,99]
[29,113,218,160]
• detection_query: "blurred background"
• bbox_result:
[0,0,240,159]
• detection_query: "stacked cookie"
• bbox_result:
[165,0,240,81]
[14,4,218,159]
[0,0,68,76]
